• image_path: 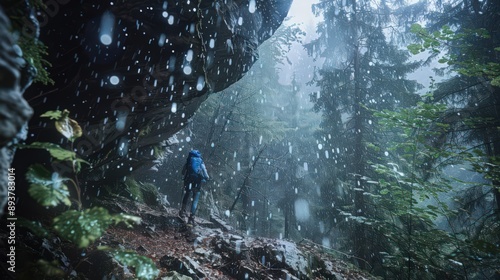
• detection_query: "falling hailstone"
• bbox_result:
[158,33,166,47]
[249,0,256,13]
[100,34,112,45]
[183,65,192,75]
[186,49,194,61]
[51,172,61,189]
[171,102,177,113]
[99,11,115,45]
[322,237,331,248]
[117,137,129,157]
[196,76,205,91]
[116,110,128,131]
[109,75,119,85]
[294,199,310,222]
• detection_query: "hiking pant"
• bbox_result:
[181,180,202,216]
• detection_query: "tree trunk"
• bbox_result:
[284,190,291,239]
[351,0,368,269]
[491,126,500,214]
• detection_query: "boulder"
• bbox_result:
[159,255,206,280]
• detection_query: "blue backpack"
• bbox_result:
[187,150,203,180]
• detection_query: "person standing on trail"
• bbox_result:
[180,149,210,224]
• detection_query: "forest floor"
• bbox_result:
[100,223,234,279]
[2,196,379,280]
[91,196,379,280]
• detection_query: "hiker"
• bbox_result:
[180,149,210,224]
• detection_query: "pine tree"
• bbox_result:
[306,0,421,269]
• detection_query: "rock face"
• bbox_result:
[0,5,34,216]
[20,0,292,187]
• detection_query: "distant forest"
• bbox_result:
[159,1,500,278]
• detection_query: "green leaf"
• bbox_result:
[29,184,72,207]
[41,109,83,141]
[55,116,83,142]
[73,158,91,173]
[26,164,71,207]
[53,207,141,248]
[426,204,438,210]
[25,163,52,184]
[437,57,449,64]
[407,44,423,55]
[104,249,160,280]
[40,110,63,120]
[20,142,76,161]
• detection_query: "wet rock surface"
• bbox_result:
[0,4,34,215]
[17,0,293,185]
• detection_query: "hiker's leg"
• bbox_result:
[180,182,192,216]
[190,188,201,216]
[181,190,190,207]
[179,192,188,217]
[182,181,194,205]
